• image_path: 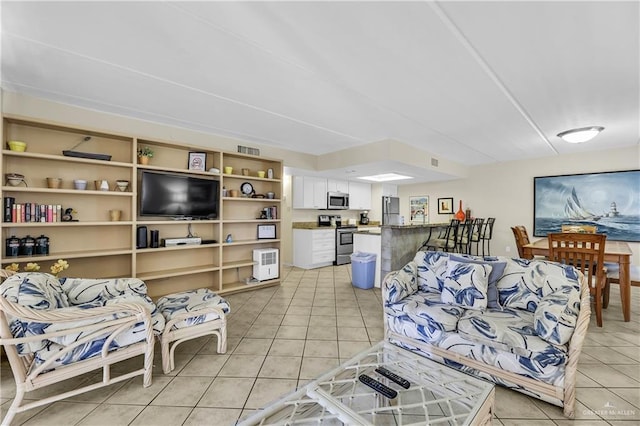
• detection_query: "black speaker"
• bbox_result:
[137,226,148,249]
[150,230,159,248]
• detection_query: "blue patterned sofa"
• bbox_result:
[0,273,164,425]
[383,251,591,418]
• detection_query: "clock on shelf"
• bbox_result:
[240,182,254,196]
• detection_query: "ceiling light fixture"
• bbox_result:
[358,173,413,182]
[557,126,604,143]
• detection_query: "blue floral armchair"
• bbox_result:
[0,272,162,425]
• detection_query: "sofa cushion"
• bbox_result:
[496,258,578,312]
[383,261,418,304]
[60,278,165,335]
[441,260,492,310]
[457,308,568,360]
[414,251,449,293]
[386,292,464,341]
[0,273,70,354]
[449,254,507,309]
[534,286,581,345]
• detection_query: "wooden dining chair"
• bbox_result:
[561,224,598,233]
[510,225,532,259]
[548,232,607,327]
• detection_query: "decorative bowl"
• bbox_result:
[8,141,26,152]
[266,191,275,199]
[115,180,129,191]
[74,179,87,190]
[6,173,25,186]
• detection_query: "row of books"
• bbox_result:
[261,206,278,220]
[4,198,63,223]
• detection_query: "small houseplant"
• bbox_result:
[137,146,154,165]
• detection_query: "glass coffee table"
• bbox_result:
[239,341,495,425]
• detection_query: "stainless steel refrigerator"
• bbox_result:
[382,196,401,225]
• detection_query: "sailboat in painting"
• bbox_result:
[564,187,601,222]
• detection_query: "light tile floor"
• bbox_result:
[1,264,639,425]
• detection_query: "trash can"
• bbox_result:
[351,252,377,289]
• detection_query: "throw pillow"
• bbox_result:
[384,261,418,304]
[441,260,492,310]
[449,254,507,309]
[534,286,581,346]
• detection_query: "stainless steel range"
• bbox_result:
[335,225,357,265]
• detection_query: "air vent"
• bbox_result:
[431,157,439,167]
[237,145,260,156]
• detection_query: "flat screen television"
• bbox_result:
[140,171,219,219]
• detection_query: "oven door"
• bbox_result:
[335,228,355,265]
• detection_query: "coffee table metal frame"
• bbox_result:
[239,341,495,425]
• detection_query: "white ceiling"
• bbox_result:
[1,1,639,183]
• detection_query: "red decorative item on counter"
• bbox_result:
[455,200,466,221]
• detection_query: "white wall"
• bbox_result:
[398,145,640,264]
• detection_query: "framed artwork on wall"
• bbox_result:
[410,196,429,224]
[438,197,454,214]
[188,152,207,171]
[533,169,640,242]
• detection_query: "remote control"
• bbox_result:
[375,367,411,389]
[358,374,397,399]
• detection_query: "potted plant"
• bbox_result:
[137,146,154,165]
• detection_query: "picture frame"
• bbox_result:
[188,152,207,171]
[257,224,277,239]
[409,196,429,224]
[534,169,640,242]
[438,197,454,214]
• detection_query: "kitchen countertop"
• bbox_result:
[382,222,449,229]
[292,222,381,230]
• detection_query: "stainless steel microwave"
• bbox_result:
[327,192,349,210]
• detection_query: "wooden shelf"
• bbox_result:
[1,187,134,196]
[221,259,257,269]
[2,150,132,168]
[137,163,220,178]
[136,244,219,253]
[223,239,280,246]
[220,279,280,294]
[137,265,220,281]
[2,115,283,298]
[2,221,134,227]
[1,248,133,263]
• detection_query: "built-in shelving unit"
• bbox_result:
[1,115,283,298]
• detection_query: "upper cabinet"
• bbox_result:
[348,181,372,210]
[327,179,349,194]
[292,175,371,210]
[292,176,327,209]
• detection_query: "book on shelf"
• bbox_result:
[6,203,62,223]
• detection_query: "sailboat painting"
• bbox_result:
[534,170,640,242]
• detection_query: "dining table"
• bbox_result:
[522,238,633,322]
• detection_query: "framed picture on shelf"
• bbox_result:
[438,197,454,214]
[409,196,429,224]
[257,224,277,239]
[188,152,207,171]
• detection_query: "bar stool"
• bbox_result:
[480,217,496,256]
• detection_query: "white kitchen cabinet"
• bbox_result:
[293,229,336,269]
[348,181,372,210]
[327,179,349,194]
[293,176,327,209]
